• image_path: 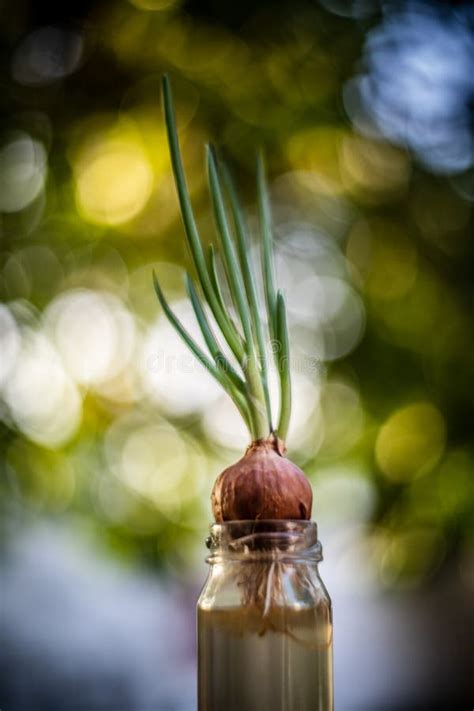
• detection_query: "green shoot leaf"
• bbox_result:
[276,290,291,440]
[221,161,273,430]
[185,273,245,394]
[161,76,244,364]
[153,271,254,435]
[207,145,268,439]
[257,152,278,342]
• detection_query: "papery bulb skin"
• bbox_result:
[211,437,313,522]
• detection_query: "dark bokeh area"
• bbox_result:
[0,0,473,709]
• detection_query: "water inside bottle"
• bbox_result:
[198,604,333,711]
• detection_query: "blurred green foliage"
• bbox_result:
[0,0,473,587]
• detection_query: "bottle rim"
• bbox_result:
[205,519,322,563]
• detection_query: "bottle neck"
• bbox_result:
[206,520,322,564]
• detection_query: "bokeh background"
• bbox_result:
[1,0,473,709]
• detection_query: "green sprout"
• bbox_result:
[153,75,291,443]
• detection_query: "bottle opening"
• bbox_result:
[206,520,322,562]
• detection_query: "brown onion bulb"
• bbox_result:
[211,437,313,522]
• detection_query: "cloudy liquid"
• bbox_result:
[198,605,333,711]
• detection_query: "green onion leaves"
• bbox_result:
[154,76,292,443]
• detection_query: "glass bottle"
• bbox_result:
[198,520,333,711]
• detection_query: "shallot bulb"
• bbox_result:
[211,437,313,522]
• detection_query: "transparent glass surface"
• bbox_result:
[198,520,333,711]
